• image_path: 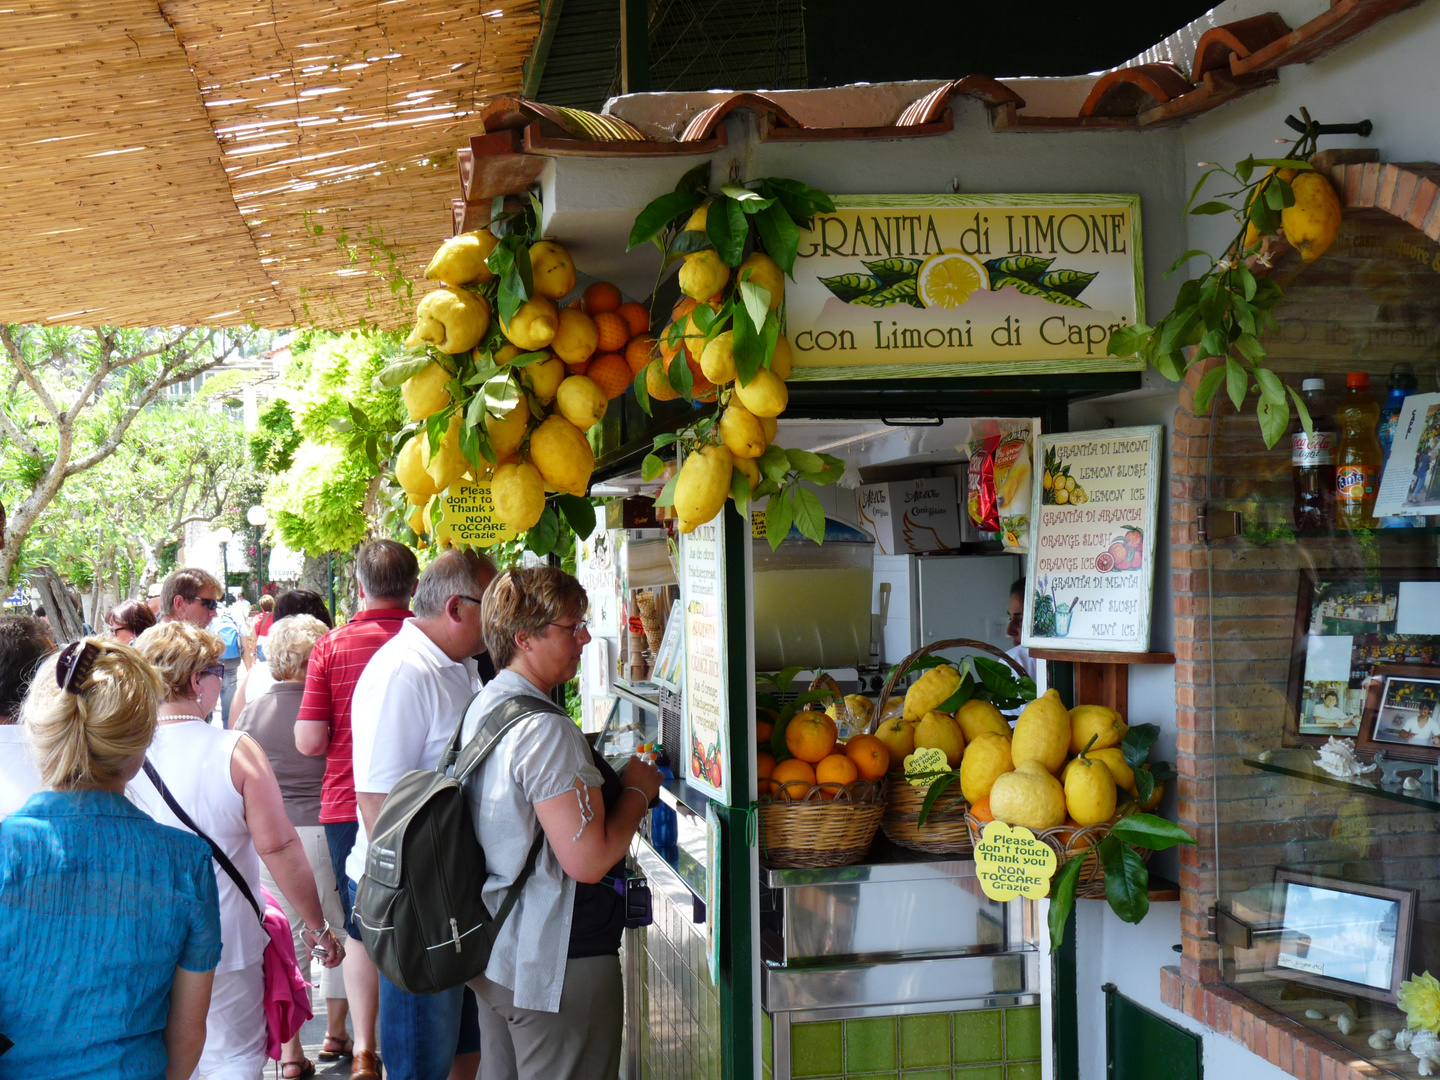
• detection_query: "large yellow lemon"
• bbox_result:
[422,414,468,492]
[519,354,566,404]
[406,287,491,354]
[1282,172,1342,263]
[718,403,769,459]
[527,415,594,497]
[673,444,733,533]
[678,250,730,300]
[955,699,1011,742]
[424,230,498,287]
[989,760,1066,830]
[485,395,530,460]
[917,251,988,309]
[684,203,710,232]
[555,375,609,431]
[699,331,737,385]
[1242,167,1297,248]
[959,731,1013,804]
[1011,688,1070,774]
[769,335,793,380]
[1063,753,1118,827]
[551,307,599,366]
[401,362,452,422]
[491,462,546,531]
[500,295,559,351]
[738,251,785,310]
[875,714,918,762]
[903,665,961,722]
[528,240,577,300]
[395,436,439,500]
[731,454,760,497]
[733,368,788,419]
[1069,704,1127,756]
[914,710,965,768]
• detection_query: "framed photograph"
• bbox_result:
[1265,869,1416,1004]
[1357,665,1440,762]
[1284,570,1440,747]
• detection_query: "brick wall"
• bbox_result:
[1166,163,1440,1079]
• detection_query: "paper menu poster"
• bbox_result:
[1373,392,1440,517]
[680,520,730,803]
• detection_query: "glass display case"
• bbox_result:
[1204,211,1440,1076]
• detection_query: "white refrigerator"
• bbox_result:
[872,553,1022,672]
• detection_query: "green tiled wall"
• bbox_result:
[781,1005,1042,1080]
[636,883,722,1080]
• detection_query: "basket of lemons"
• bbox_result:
[757,673,889,869]
[868,639,1035,856]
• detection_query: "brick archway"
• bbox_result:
[1161,159,1440,1080]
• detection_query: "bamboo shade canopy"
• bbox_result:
[0,0,539,330]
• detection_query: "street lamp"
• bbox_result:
[212,527,233,596]
[246,506,268,599]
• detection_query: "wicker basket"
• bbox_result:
[963,814,1152,899]
[870,639,1029,856]
[759,778,887,869]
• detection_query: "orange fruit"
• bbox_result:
[564,359,590,376]
[645,360,680,402]
[687,356,717,401]
[844,734,890,782]
[582,281,622,315]
[785,710,838,764]
[756,718,774,743]
[617,301,650,338]
[1054,819,1097,852]
[586,353,632,399]
[593,311,630,353]
[625,334,657,375]
[814,753,859,798]
[969,796,994,823]
[770,758,817,800]
[757,751,776,796]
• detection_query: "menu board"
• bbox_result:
[681,520,730,802]
[785,194,1144,381]
[1022,425,1161,653]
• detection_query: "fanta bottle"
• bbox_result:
[1335,371,1382,530]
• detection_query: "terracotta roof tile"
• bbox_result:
[1190,13,1291,80]
[678,93,803,142]
[1079,62,1193,119]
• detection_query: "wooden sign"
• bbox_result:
[974,822,1058,901]
[786,195,1144,381]
[681,519,730,802]
[1022,425,1161,653]
[432,480,520,548]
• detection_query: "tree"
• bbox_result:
[0,325,244,584]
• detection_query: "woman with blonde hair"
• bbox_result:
[234,614,350,1075]
[0,637,222,1078]
[133,621,344,1080]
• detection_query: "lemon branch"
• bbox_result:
[1106,111,1342,447]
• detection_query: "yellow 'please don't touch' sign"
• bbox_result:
[434,480,520,548]
[973,821,1058,901]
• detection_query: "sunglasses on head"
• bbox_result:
[183,595,220,612]
[200,663,226,680]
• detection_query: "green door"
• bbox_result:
[1105,985,1201,1080]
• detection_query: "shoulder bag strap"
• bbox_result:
[488,832,546,943]
[452,695,569,784]
[142,758,265,926]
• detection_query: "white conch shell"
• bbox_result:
[1409,1028,1440,1075]
[1315,737,1376,780]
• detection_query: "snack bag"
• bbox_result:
[994,430,1033,553]
[967,435,1001,533]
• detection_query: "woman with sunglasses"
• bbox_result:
[105,598,157,644]
[132,621,344,1080]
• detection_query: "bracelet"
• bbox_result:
[302,920,331,938]
[623,785,652,806]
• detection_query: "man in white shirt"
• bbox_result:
[346,548,497,1080]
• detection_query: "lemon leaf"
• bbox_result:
[757,445,790,484]
[525,505,560,556]
[628,190,704,251]
[792,486,825,545]
[916,771,960,827]
[554,494,596,539]
[632,367,652,415]
[1188,201,1233,216]
[1046,856,1086,952]
[755,202,801,278]
[706,195,747,267]
[730,469,751,510]
[655,472,679,509]
[1193,365,1226,417]
[1101,841,1150,924]
[641,453,666,481]
[1224,357,1248,412]
[765,489,794,550]
[739,279,771,336]
[667,353,693,401]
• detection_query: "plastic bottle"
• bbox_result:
[1291,377,1336,531]
[1378,362,1422,528]
[1335,371,1383,530]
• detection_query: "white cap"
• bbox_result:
[1302,378,1325,391]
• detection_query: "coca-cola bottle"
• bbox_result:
[1292,377,1336,530]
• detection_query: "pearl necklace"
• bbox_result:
[158,712,210,724]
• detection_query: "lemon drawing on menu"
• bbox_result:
[917,251,989,309]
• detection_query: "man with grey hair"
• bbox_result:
[296,539,421,1072]
[344,547,497,1080]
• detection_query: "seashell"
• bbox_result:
[1257,750,1274,762]
[1336,1014,1355,1035]
[1405,776,1422,792]
[1370,1031,1394,1050]
[1397,1028,1414,1051]
[1305,1009,1325,1019]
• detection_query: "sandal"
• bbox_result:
[318,1034,354,1062]
[280,1060,316,1079]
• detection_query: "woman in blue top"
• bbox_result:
[0,637,222,1079]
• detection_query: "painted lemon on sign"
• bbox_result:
[917,251,989,309]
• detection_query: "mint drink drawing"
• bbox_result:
[1055,595,1079,637]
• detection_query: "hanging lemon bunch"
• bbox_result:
[626,165,846,547]
[379,198,624,554]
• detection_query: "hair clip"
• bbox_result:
[56,640,100,695]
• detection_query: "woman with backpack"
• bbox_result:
[463,566,662,1080]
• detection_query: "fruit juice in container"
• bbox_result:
[752,519,874,672]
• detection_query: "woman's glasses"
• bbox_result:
[200,663,226,681]
[547,621,590,639]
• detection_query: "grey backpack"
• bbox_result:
[354,694,566,995]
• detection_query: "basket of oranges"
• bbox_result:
[757,674,889,869]
[868,638,1033,857]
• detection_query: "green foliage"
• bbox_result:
[1107,121,1327,446]
[265,441,375,555]
[250,399,302,474]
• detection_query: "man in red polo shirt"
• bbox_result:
[296,539,418,1076]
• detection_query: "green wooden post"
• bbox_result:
[719,502,754,1080]
[620,0,649,94]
